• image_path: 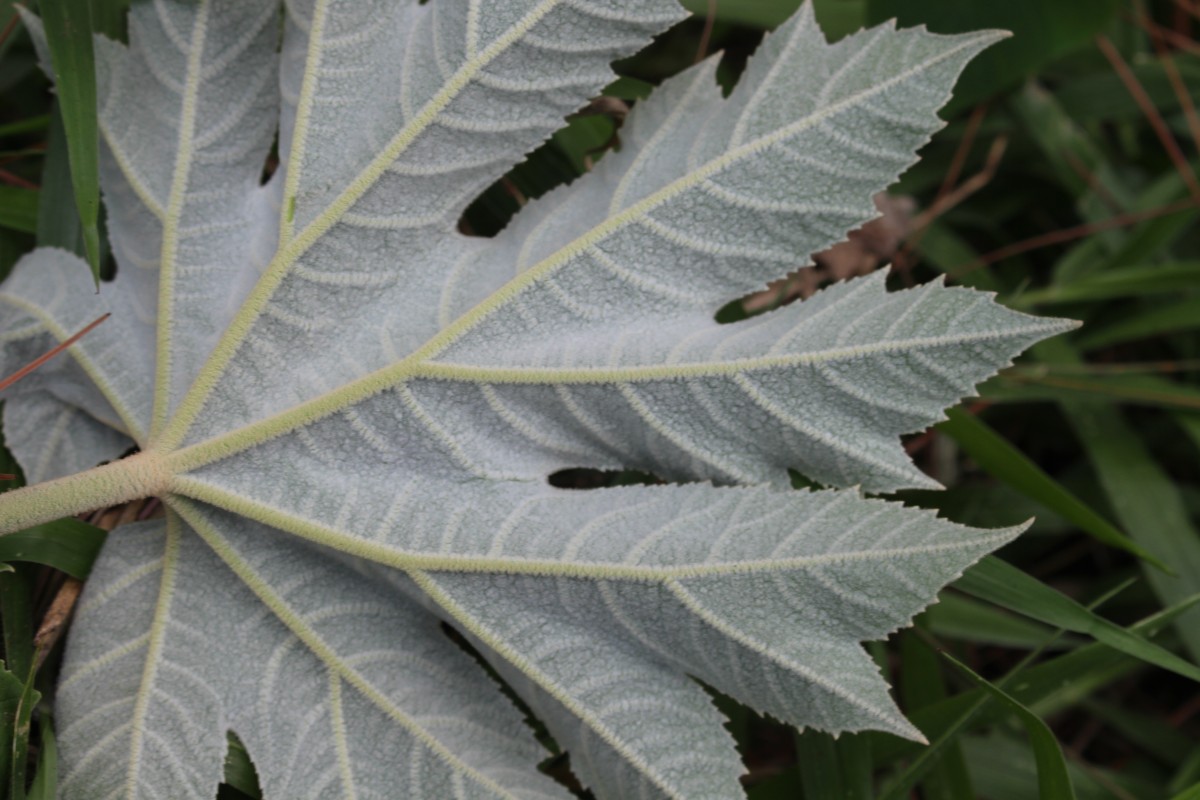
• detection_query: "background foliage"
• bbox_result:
[0,0,1198,797]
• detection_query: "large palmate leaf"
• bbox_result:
[0,2,1072,797]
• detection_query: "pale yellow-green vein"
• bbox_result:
[166,321,1063,473]
[173,497,524,800]
[278,0,331,247]
[166,477,1022,580]
[151,0,212,440]
[123,513,183,800]
[407,568,683,798]
[156,0,566,451]
[157,29,1001,462]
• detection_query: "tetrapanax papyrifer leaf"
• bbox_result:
[0,2,1071,797]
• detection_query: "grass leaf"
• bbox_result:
[38,0,101,286]
[957,557,1200,682]
[943,653,1078,800]
[938,406,1162,567]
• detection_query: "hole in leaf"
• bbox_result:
[547,468,664,490]
[438,621,590,794]
[715,193,916,324]
[457,101,630,238]
[219,731,262,800]
[259,133,279,186]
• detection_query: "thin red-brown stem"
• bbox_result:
[1145,18,1200,55]
[897,135,1008,270]
[1171,0,1200,23]
[1062,149,1124,214]
[1137,10,1200,157]
[938,103,988,199]
[694,0,717,63]
[1096,35,1200,202]
[0,313,110,393]
[0,168,37,190]
[911,137,1008,234]
[0,13,19,50]
[0,475,14,481]
[951,198,1198,276]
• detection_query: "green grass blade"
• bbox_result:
[0,116,50,139]
[0,665,23,793]
[939,407,1162,567]
[0,569,32,680]
[876,580,1136,792]
[794,730,845,800]
[924,592,1077,650]
[877,591,1196,769]
[943,654,1077,800]
[983,371,1200,411]
[1081,699,1194,765]
[38,0,101,286]
[1014,262,1200,305]
[957,557,1200,682]
[1171,782,1200,800]
[898,632,974,800]
[0,519,107,579]
[1172,752,1200,800]
[9,676,39,800]
[36,101,86,256]
[1075,297,1200,350]
[834,734,872,800]
[25,712,55,800]
[1036,339,1200,662]
[0,187,39,235]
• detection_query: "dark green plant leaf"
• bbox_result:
[923,592,1075,650]
[0,519,106,579]
[1013,262,1200,306]
[943,654,1077,800]
[866,0,1120,109]
[957,557,1200,683]
[0,568,32,679]
[37,0,102,285]
[26,712,56,800]
[0,187,39,235]
[36,101,86,256]
[1075,297,1200,350]
[0,664,24,794]
[938,407,1162,567]
[1037,339,1200,662]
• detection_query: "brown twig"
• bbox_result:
[1170,0,1200,23]
[0,313,110,393]
[694,0,717,63]
[1143,18,1200,57]
[950,198,1199,276]
[910,136,1008,235]
[0,168,37,189]
[32,578,81,670]
[1138,10,1200,157]
[937,103,988,200]
[1096,35,1200,202]
[0,12,19,50]
[1062,149,1124,214]
[897,134,1008,268]
[29,499,149,670]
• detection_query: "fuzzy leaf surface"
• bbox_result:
[0,2,1071,798]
